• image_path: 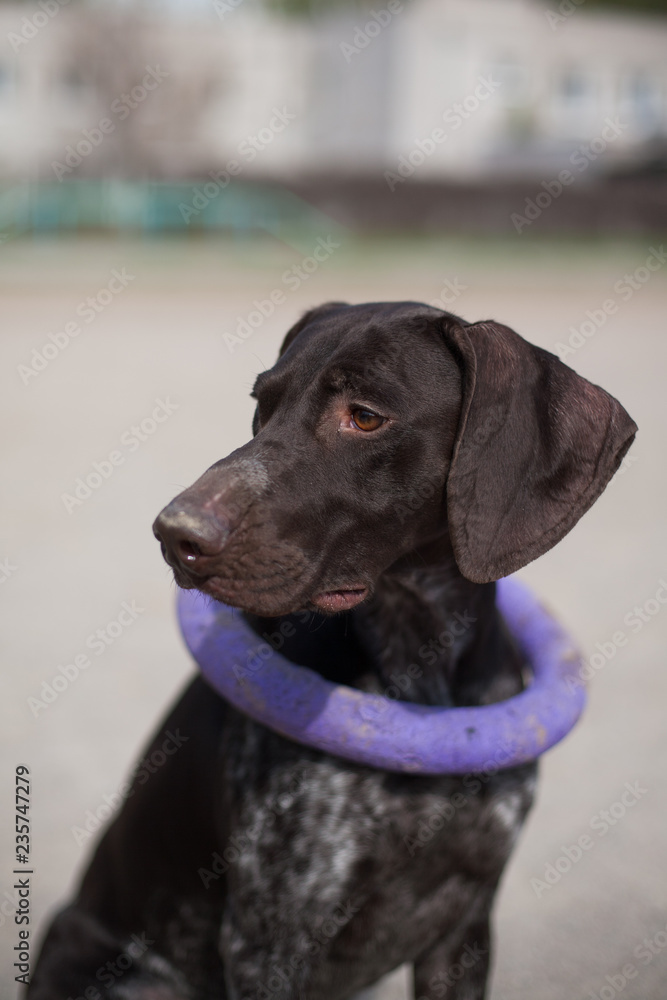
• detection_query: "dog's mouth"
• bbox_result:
[160,529,371,616]
[311,587,369,613]
[170,563,369,616]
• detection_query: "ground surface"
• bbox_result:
[1,234,665,999]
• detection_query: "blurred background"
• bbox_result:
[1,0,666,997]
[2,0,667,232]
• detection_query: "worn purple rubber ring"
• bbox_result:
[177,577,586,774]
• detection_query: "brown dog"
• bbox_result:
[31,303,636,1000]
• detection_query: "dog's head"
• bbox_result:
[153,302,636,616]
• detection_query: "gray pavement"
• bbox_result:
[1,234,665,999]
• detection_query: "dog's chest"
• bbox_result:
[219,714,535,995]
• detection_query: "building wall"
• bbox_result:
[390,0,667,177]
[0,0,666,183]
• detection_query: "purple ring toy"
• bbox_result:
[177,577,586,775]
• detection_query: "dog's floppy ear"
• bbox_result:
[279,302,349,357]
[443,319,637,584]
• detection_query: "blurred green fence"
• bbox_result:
[0,180,329,246]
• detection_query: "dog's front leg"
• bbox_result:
[220,908,312,1000]
[28,904,191,1000]
[412,916,492,1000]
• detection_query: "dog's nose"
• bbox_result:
[153,504,229,573]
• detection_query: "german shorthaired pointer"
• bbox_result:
[30,302,636,1000]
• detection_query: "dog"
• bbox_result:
[30,302,636,999]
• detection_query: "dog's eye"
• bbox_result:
[351,408,385,432]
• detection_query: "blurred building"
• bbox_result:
[0,0,666,184]
[391,0,667,179]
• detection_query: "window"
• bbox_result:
[490,56,530,108]
[620,71,663,134]
[557,68,597,111]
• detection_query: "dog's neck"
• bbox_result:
[351,535,523,707]
[248,535,523,708]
